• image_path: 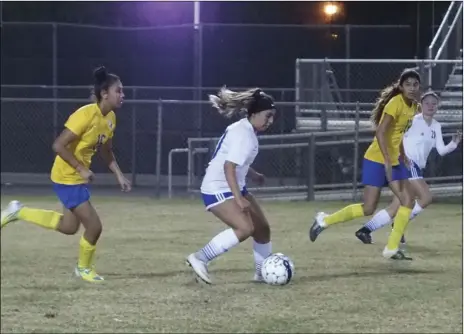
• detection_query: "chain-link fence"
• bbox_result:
[1,98,462,200]
[1,22,414,89]
[295,59,462,102]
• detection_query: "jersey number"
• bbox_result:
[93,134,106,152]
[211,131,228,159]
[431,130,436,139]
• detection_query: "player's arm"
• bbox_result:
[100,138,124,179]
[376,99,399,163]
[52,110,89,173]
[224,130,250,199]
[435,123,459,156]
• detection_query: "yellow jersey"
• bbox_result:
[364,94,416,165]
[51,103,116,185]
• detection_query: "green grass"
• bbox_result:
[1,195,462,333]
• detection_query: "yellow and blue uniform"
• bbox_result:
[52,103,116,209]
[362,94,416,187]
[309,94,417,241]
[1,103,116,283]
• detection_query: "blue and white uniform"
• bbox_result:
[403,113,458,179]
[201,118,259,210]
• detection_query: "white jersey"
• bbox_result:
[403,114,458,169]
[201,118,259,194]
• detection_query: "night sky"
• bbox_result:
[1,1,450,26]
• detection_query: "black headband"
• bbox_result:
[248,89,275,115]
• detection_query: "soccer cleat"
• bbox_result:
[1,200,23,229]
[253,273,265,283]
[74,266,105,282]
[186,253,212,284]
[382,247,413,261]
[355,228,373,244]
[309,212,327,242]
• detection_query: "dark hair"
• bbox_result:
[92,66,120,102]
[371,69,421,126]
[209,87,275,118]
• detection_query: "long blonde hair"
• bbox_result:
[209,87,262,118]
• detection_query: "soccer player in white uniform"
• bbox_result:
[355,91,462,245]
[186,87,276,284]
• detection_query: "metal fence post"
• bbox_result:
[306,134,316,201]
[131,88,137,186]
[155,99,163,197]
[352,101,360,201]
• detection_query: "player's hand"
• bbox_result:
[452,131,462,144]
[402,155,411,169]
[117,175,132,192]
[384,162,393,183]
[78,167,94,183]
[236,196,251,212]
[251,172,265,185]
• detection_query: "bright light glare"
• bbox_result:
[323,3,339,16]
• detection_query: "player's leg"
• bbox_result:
[245,192,272,282]
[355,196,401,244]
[70,200,104,282]
[407,166,431,219]
[52,183,104,282]
[1,198,79,235]
[187,192,254,284]
[383,163,414,260]
[309,158,383,242]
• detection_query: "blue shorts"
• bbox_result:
[361,159,409,188]
[201,187,249,211]
[408,160,423,179]
[53,183,90,210]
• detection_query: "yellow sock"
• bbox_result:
[17,207,62,230]
[78,236,96,269]
[386,206,412,251]
[324,203,365,226]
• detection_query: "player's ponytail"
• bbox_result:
[209,87,275,118]
[371,84,401,126]
[92,66,120,102]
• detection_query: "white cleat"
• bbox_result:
[382,247,398,259]
[186,253,212,284]
[253,273,265,283]
[1,200,23,229]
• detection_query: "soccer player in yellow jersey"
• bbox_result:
[1,66,131,282]
[309,69,421,260]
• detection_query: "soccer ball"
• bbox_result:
[261,253,295,285]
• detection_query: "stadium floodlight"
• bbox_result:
[323,3,339,17]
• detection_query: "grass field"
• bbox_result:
[1,195,462,333]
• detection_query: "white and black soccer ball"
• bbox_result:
[261,253,295,285]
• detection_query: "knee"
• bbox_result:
[236,222,254,241]
[362,204,377,216]
[419,194,432,208]
[62,223,80,235]
[400,192,414,208]
[85,219,103,238]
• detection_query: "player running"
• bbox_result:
[309,69,421,260]
[186,87,276,284]
[355,91,461,245]
[1,66,131,282]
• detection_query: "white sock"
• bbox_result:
[253,240,272,276]
[196,229,240,263]
[363,209,392,232]
[410,200,423,220]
